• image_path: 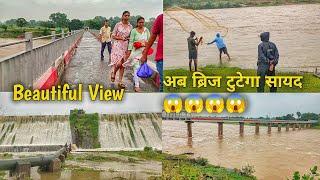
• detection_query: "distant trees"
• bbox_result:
[16,18,28,28]
[275,112,319,121]
[49,12,69,28]
[1,12,156,32]
[69,19,84,30]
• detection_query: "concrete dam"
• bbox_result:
[0,112,162,151]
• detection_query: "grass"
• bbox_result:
[115,147,256,179]
[164,0,320,10]
[0,153,13,159]
[164,65,320,92]
[0,171,5,180]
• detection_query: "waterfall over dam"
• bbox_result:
[0,112,162,151]
[99,113,162,150]
[0,115,72,146]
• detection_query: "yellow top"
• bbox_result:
[99,26,111,43]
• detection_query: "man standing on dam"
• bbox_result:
[257,32,279,92]
[99,19,112,62]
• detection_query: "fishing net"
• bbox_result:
[165,6,229,37]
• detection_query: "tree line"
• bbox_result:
[0,12,156,31]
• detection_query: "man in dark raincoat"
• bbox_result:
[257,32,279,92]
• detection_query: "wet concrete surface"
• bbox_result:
[62,32,157,92]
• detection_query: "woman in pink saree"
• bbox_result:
[110,11,133,88]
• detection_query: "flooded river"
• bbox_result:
[165,4,320,72]
[0,38,50,59]
[163,120,320,179]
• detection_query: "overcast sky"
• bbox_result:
[0,0,163,22]
[0,93,320,117]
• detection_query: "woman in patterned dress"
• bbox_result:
[110,11,132,88]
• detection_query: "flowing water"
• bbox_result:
[163,120,320,180]
[165,4,320,72]
[0,38,50,59]
[0,116,72,146]
[99,113,162,150]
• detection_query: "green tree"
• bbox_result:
[49,12,69,28]
[69,19,84,30]
[0,24,7,31]
[296,112,301,120]
[16,18,28,28]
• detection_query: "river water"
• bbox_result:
[163,120,320,179]
[165,4,320,72]
[0,38,50,59]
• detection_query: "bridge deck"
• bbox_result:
[62,31,156,92]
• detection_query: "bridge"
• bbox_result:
[162,111,318,137]
[0,29,158,92]
[0,144,70,179]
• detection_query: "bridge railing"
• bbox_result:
[0,30,84,91]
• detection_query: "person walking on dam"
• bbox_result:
[207,33,231,64]
[257,32,279,92]
[187,31,202,72]
[99,19,112,62]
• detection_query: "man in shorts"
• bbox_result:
[207,33,231,64]
[187,31,201,72]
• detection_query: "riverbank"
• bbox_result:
[164,0,320,10]
[112,147,256,179]
[0,148,255,179]
[164,65,320,92]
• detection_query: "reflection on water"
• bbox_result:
[163,120,320,179]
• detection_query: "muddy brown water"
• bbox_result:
[0,38,50,59]
[165,4,320,72]
[163,120,320,180]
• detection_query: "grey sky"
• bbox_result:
[1,93,320,117]
[0,0,163,22]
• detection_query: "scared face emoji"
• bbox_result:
[163,94,183,113]
[226,94,246,113]
[206,94,224,113]
[185,94,203,113]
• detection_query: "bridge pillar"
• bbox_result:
[9,161,31,179]
[286,124,290,131]
[307,124,311,128]
[267,123,272,134]
[186,121,194,138]
[298,124,302,130]
[255,123,260,134]
[239,122,244,136]
[25,32,33,51]
[292,124,296,131]
[278,124,281,132]
[48,158,62,172]
[51,31,56,42]
[218,122,223,137]
[61,29,65,38]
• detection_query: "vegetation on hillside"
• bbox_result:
[69,109,100,149]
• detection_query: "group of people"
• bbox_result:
[99,11,163,92]
[187,31,279,92]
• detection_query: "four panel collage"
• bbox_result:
[0,0,319,179]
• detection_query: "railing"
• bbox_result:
[0,29,84,91]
